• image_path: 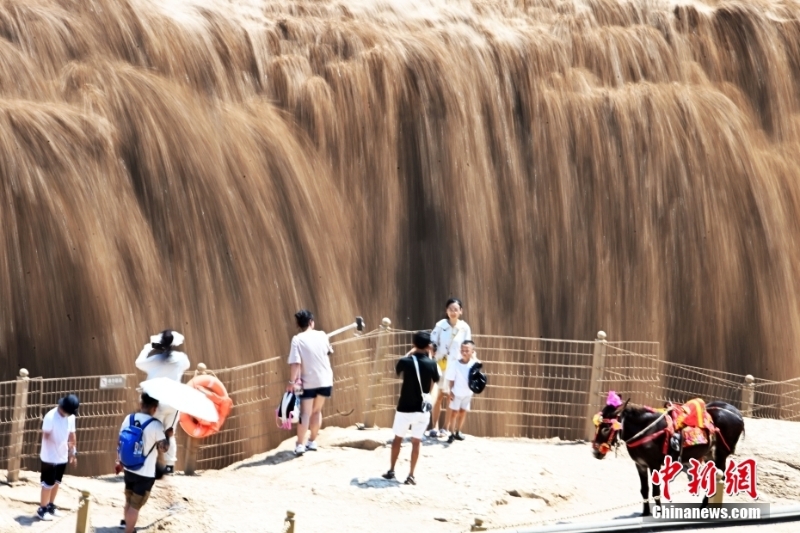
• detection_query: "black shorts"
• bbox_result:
[40,462,67,488]
[300,386,332,399]
[124,470,156,496]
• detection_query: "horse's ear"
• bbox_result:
[614,398,630,417]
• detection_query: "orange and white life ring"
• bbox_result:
[179,374,233,439]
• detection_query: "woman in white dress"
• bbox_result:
[428,298,472,438]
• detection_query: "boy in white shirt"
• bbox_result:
[37,394,79,521]
[117,393,169,533]
[445,341,478,443]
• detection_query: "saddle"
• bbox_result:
[663,398,716,456]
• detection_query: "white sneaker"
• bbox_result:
[306,441,318,451]
[294,443,306,455]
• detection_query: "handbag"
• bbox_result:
[412,356,433,413]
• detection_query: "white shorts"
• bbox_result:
[392,411,431,440]
[449,395,472,411]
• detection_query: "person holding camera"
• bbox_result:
[134,329,190,474]
[382,331,440,485]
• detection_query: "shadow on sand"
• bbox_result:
[234,450,300,469]
[349,476,405,489]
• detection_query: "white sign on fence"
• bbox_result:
[99,375,127,389]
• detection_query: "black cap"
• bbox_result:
[58,394,80,415]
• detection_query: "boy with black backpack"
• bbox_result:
[116,393,169,533]
[444,340,485,443]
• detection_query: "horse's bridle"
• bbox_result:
[592,412,622,456]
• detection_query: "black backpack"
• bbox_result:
[468,362,487,394]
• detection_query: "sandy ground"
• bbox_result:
[2,418,799,533]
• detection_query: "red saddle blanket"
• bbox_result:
[665,398,716,451]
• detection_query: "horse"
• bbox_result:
[591,399,745,516]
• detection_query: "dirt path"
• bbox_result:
[1,418,798,532]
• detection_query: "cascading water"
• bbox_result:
[1,0,799,380]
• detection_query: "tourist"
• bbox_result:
[135,329,190,473]
[37,394,79,521]
[428,298,472,437]
[382,331,440,485]
[117,393,168,533]
[445,340,479,443]
[286,310,334,455]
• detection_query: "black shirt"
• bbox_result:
[396,352,440,413]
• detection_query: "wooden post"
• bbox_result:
[75,490,91,533]
[585,332,608,441]
[709,471,725,504]
[361,318,391,429]
[284,510,296,533]
[7,368,30,483]
[741,374,754,417]
[471,518,487,531]
[183,363,206,475]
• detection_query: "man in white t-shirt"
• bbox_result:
[117,393,168,533]
[286,309,334,455]
[36,394,79,521]
[445,340,478,443]
[135,329,190,473]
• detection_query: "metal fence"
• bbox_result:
[2,326,799,481]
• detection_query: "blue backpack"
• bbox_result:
[118,414,158,470]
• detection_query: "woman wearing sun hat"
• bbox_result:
[135,330,190,473]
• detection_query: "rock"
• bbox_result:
[507,490,551,505]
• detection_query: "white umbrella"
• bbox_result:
[139,377,219,423]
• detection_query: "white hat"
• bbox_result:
[150,330,185,347]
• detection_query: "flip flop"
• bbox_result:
[404,475,416,485]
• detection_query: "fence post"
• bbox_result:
[585,332,608,441]
[470,517,487,531]
[741,374,754,417]
[361,318,391,429]
[183,363,207,476]
[284,510,296,533]
[75,490,91,533]
[709,471,725,505]
[7,368,30,484]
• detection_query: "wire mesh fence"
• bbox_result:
[1,328,798,481]
[600,341,661,407]
[17,375,138,476]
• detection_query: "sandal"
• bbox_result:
[404,475,416,485]
[382,470,396,480]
